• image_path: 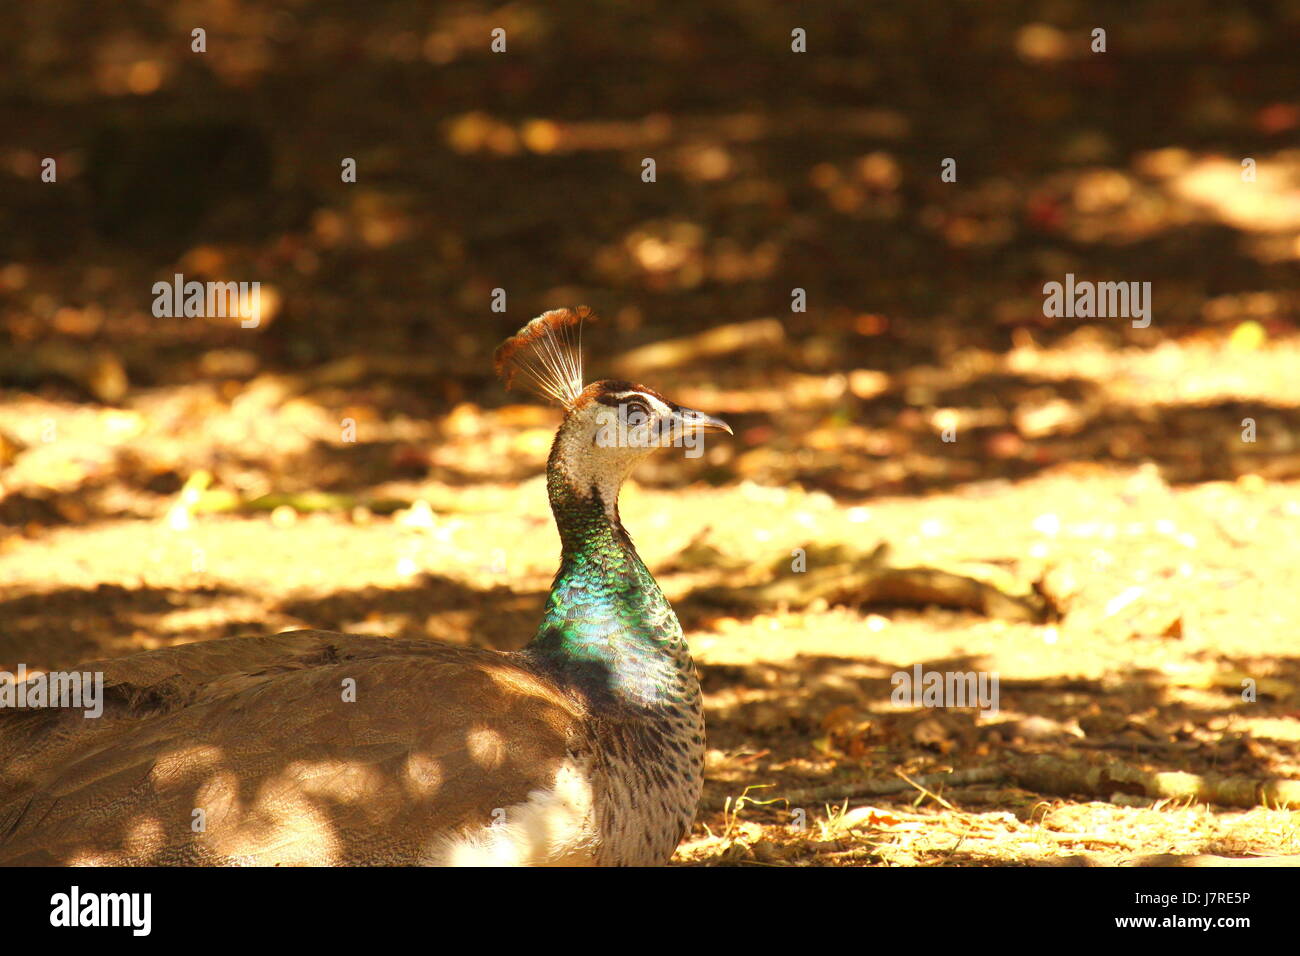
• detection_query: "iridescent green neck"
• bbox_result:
[525,463,695,711]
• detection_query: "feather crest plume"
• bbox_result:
[493,307,592,408]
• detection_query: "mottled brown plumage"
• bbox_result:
[0,307,731,866]
[0,633,589,865]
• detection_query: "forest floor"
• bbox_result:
[3,2,1300,865]
[2,326,1298,866]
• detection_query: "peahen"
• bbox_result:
[0,307,731,866]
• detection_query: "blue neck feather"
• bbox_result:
[525,467,692,711]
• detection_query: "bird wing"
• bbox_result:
[0,631,591,865]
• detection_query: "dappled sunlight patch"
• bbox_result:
[465,726,507,770]
[1170,152,1300,234]
[66,849,120,867]
[282,758,392,808]
[429,761,596,866]
[122,815,166,858]
[1006,334,1300,405]
[201,773,347,865]
[402,752,444,797]
[194,770,246,834]
[149,744,225,786]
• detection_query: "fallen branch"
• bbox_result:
[691,542,1051,623]
[1012,753,1300,810]
[771,767,1004,808]
[730,753,1300,814]
[1054,853,1300,868]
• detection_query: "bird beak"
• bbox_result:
[674,406,733,435]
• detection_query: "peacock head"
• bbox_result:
[494,308,731,506]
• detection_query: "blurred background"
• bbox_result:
[2,1,1300,864]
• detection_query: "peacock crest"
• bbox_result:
[493,306,591,409]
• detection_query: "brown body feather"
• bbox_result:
[0,631,590,865]
[0,308,730,867]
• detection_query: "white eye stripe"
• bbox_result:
[610,391,671,417]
